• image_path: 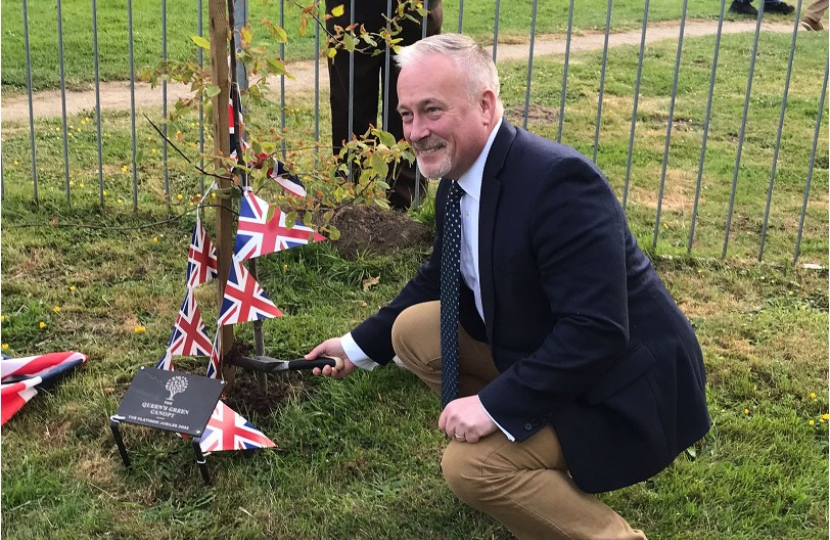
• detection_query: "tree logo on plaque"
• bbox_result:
[165,375,188,401]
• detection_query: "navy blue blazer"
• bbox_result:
[351,120,710,494]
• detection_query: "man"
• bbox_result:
[800,0,828,30]
[325,0,442,210]
[307,34,710,539]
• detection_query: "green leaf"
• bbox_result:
[266,205,276,223]
[205,85,222,98]
[342,33,356,53]
[190,35,211,50]
[373,129,397,148]
[327,225,341,241]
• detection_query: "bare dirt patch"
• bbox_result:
[329,205,433,259]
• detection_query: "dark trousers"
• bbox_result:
[325,0,443,209]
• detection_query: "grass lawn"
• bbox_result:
[1,0,783,92]
[1,30,828,540]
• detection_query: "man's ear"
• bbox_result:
[480,89,498,122]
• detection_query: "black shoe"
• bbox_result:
[729,0,759,15]
[765,1,795,13]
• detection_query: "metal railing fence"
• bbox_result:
[1,0,827,264]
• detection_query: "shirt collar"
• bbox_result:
[456,117,503,203]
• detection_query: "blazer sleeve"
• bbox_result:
[349,180,451,363]
[478,155,631,439]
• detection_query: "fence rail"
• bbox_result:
[1,0,827,264]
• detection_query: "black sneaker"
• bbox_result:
[765,1,795,13]
[729,1,759,15]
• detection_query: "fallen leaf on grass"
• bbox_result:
[362,276,380,291]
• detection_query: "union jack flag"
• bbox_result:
[199,400,276,452]
[167,290,214,357]
[155,351,174,371]
[206,333,221,379]
[233,191,325,262]
[268,160,307,198]
[1,376,42,425]
[217,260,283,326]
[186,216,218,289]
[1,351,88,425]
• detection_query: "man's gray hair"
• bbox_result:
[395,33,500,102]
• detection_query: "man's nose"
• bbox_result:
[407,115,430,143]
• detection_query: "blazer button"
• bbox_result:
[532,419,541,427]
[524,422,533,431]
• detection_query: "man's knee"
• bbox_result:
[441,440,508,507]
[391,302,440,357]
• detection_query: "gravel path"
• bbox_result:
[1,20,795,122]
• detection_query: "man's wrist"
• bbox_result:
[340,332,379,371]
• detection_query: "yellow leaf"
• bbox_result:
[362,276,381,291]
[327,47,338,59]
[190,35,211,50]
[331,4,345,17]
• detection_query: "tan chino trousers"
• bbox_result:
[391,302,647,540]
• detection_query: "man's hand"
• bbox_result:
[306,338,358,380]
[438,395,498,443]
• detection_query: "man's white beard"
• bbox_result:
[416,153,453,180]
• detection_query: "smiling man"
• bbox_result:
[307,34,710,540]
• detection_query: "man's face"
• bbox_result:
[397,54,494,179]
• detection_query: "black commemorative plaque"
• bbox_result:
[114,367,224,437]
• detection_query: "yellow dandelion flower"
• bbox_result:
[152,237,159,243]
[283,264,289,270]
[134,326,146,334]
[14,160,19,166]
[68,132,74,138]
[810,392,817,400]
[79,183,85,189]
[743,408,750,415]
[118,199,124,205]
[151,149,157,154]
[787,291,793,296]
[103,190,108,197]
[39,322,46,329]
[177,194,183,201]
[53,306,61,313]
[800,306,807,311]
[121,165,129,173]
[823,414,829,421]
[69,180,75,187]
[1,344,8,351]
[809,420,815,426]
[697,269,703,274]
[69,285,76,292]
[0,315,4,322]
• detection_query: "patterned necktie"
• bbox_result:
[440,180,465,409]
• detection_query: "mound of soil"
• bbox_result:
[329,205,433,259]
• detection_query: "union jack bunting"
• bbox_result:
[268,160,307,198]
[233,191,325,262]
[218,260,283,325]
[1,351,88,425]
[1,376,42,425]
[186,216,218,289]
[206,333,221,379]
[199,400,276,452]
[155,351,174,371]
[167,290,214,357]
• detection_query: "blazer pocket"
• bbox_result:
[584,344,656,405]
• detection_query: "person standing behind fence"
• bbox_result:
[325,0,442,210]
[729,0,795,15]
[307,34,711,540]
[800,0,828,29]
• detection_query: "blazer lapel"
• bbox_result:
[479,120,517,339]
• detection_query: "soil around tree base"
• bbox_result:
[329,205,433,259]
